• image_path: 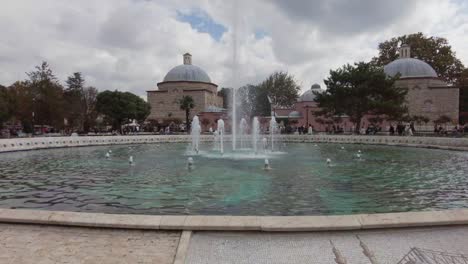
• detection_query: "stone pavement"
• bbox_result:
[0,223,180,264]
[186,226,468,264]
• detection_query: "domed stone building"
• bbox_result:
[383,44,459,126]
[147,53,223,126]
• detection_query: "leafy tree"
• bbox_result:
[314,62,408,133]
[258,71,300,109]
[64,72,85,131]
[26,62,65,130]
[372,32,465,84]
[0,85,12,128]
[82,86,98,133]
[459,69,468,124]
[96,90,150,132]
[178,95,195,133]
[6,81,34,131]
[218,88,231,109]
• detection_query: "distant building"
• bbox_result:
[383,44,459,125]
[147,53,223,127]
[274,44,460,132]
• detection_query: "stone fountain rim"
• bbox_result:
[0,134,467,153]
[0,135,467,231]
[1,208,468,231]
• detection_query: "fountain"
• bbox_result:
[129,156,134,165]
[217,119,225,155]
[239,118,248,148]
[105,152,110,159]
[187,157,194,171]
[264,158,271,170]
[269,116,278,152]
[213,130,219,151]
[252,117,260,154]
[191,116,201,154]
[262,137,268,154]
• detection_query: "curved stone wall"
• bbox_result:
[0,135,467,153]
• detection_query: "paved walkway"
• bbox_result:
[2,223,468,263]
[0,223,180,264]
[186,226,468,264]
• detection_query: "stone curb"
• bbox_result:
[1,135,467,153]
[1,209,468,232]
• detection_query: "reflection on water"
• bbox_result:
[0,143,467,215]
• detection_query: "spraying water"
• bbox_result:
[129,156,134,165]
[252,117,260,154]
[191,116,201,154]
[270,116,278,152]
[213,130,219,151]
[217,119,225,155]
[262,137,268,154]
[231,1,240,151]
[240,118,247,148]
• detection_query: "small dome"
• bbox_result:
[288,111,301,118]
[384,58,437,78]
[311,83,321,89]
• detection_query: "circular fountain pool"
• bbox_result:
[0,142,467,216]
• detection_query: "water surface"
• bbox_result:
[0,143,467,215]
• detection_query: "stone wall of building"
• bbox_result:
[147,82,222,124]
[396,78,459,123]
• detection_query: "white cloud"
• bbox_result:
[0,0,467,97]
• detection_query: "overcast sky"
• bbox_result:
[1,0,468,97]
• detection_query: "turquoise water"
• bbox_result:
[0,143,467,215]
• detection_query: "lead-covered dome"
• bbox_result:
[384,58,438,78]
[163,53,212,83]
[383,44,437,79]
[298,83,321,102]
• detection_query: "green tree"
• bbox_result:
[82,86,98,133]
[96,90,150,132]
[7,81,34,132]
[258,71,300,109]
[459,69,468,124]
[372,32,465,84]
[26,62,65,130]
[0,85,12,128]
[64,72,85,131]
[218,88,231,109]
[178,95,195,133]
[314,62,408,133]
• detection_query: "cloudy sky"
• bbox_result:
[1,0,468,97]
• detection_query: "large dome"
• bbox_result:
[298,83,321,102]
[384,58,438,78]
[162,53,212,83]
[163,64,211,83]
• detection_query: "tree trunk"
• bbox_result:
[186,109,190,134]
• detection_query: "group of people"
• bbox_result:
[388,123,414,136]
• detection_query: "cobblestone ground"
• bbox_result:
[0,223,180,264]
[186,226,468,264]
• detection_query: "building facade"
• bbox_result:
[147,53,223,126]
[273,45,460,132]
